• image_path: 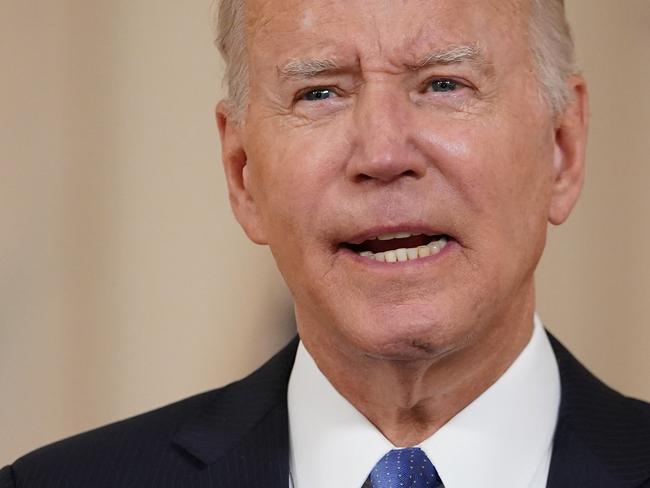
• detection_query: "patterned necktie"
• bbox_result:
[362,447,443,488]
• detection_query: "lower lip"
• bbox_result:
[339,239,458,269]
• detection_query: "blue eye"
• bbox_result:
[302,88,334,101]
[430,79,458,92]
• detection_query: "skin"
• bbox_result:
[218,0,588,446]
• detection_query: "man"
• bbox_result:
[2,0,649,486]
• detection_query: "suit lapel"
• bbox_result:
[172,337,299,488]
[202,402,290,488]
[546,415,621,487]
[170,332,650,488]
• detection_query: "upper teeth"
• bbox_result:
[376,231,414,241]
[358,236,448,263]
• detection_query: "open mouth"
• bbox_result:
[341,232,451,263]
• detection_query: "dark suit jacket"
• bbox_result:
[2,334,650,487]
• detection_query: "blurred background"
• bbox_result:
[1,0,648,463]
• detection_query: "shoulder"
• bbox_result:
[2,336,299,488]
[3,389,216,488]
[550,333,650,433]
[549,334,650,486]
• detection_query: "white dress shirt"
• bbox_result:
[287,315,560,488]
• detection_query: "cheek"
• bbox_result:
[502,123,556,225]
[246,121,350,248]
[460,121,553,225]
[465,121,555,281]
[419,114,555,290]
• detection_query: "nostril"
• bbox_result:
[355,173,374,183]
[346,140,428,182]
[354,168,421,184]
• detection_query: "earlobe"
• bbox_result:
[548,75,589,225]
[216,101,268,245]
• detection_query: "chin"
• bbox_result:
[345,306,461,361]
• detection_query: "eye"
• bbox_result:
[429,79,459,93]
[301,88,336,101]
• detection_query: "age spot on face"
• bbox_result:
[300,8,314,31]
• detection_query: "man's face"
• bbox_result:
[221,0,586,359]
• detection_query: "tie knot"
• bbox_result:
[366,447,443,488]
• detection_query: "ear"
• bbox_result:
[216,101,268,244]
[548,75,589,225]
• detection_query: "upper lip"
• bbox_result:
[341,224,450,246]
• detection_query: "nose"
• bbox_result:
[346,85,428,184]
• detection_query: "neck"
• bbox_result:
[299,303,535,447]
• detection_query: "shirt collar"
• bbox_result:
[288,315,560,488]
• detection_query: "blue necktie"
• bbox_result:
[362,447,443,488]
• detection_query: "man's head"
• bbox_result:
[215,0,588,360]
[214,0,577,121]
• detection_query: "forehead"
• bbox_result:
[245,0,530,70]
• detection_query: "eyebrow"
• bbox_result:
[408,43,491,72]
[277,58,344,80]
[277,43,491,81]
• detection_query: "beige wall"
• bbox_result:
[537,0,650,397]
[1,0,648,463]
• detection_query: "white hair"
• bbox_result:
[529,0,578,115]
[212,0,248,121]
[212,0,577,122]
